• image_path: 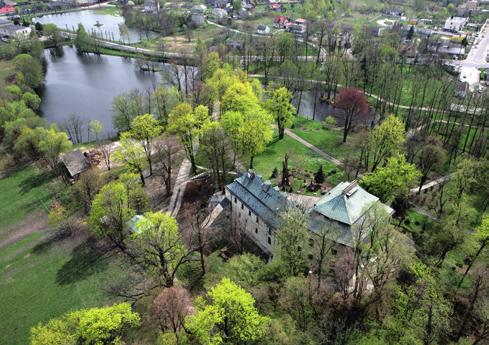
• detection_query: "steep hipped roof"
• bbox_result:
[226,171,287,229]
[313,181,380,226]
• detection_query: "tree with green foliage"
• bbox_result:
[129,114,162,176]
[265,86,296,140]
[132,211,192,287]
[237,109,273,169]
[113,132,148,185]
[119,172,149,214]
[13,53,43,90]
[168,103,209,174]
[276,207,309,276]
[185,278,269,345]
[367,115,405,172]
[112,90,146,133]
[415,143,445,193]
[88,181,135,251]
[74,23,96,53]
[458,213,489,288]
[30,303,140,345]
[361,154,420,204]
[221,110,244,168]
[88,120,103,142]
[200,121,228,190]
[278,276,314,331]
[43,23,63,47]
[37,124,73,176]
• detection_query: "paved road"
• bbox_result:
[451,19,489,69]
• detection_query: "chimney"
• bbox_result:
[246,169,255,180]
[342,180,359,197]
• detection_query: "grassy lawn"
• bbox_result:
[252,134,345,192]
[291,117,360,161]
[92,6,121,16]
[0,167,124,344]
[0,167,57,239]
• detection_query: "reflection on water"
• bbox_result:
[33,9,153,43]
[40,46,161,139]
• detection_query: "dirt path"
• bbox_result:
[0,211,48,249]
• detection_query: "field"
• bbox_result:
[291,117,361,161]
[0,167,122,345]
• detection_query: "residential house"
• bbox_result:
[287,18,306,36]
[0,4,15,15]
[444,16,469,32]
[256,24,271,35]
[274,15,289,28]
[0,19,31,38]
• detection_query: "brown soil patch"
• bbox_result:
[0,211,49,249]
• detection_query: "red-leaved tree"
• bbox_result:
[334,88,368,143]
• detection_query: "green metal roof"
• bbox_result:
[314,181,381,226]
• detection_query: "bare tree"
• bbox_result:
[151,286,193,343]
[154,136,181,196]
[62,113,85,144]
[100,141,113,171]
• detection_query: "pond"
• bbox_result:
[40,46,162,140]
[33,9,152,43]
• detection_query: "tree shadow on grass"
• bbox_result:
[55,238,112,286]
[18,170,54,195]
[32,228,73,254]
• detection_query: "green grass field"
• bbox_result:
[0,167,57,240]
[0,167,123,345]
[291,117,360,161]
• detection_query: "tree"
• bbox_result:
[407,25,415,40]
[415,143,445,193]
[113,132,147,185]
[221,110,244,169]
[278,276,313,331]
[361,154,420,204]
[151,287,192,339]
[266,86,296,140]
[232,0,242,13]
[131,212,193,287]
[13,53,43,89]
[314,165,325,184]
[185,278,269,345]
[112,90,146,133]
[168,103,209,174]
[334,88,368,143]
[43,23,63,47]
[119,172,149,214]
[88,120,103,142]
[154,136,181,196]
[73,169,105,214]
[200,121,228,190]
[30,303,140,345]
[129,114,162,176]
[276,207,309,276]
[237,109,273,169]
[88,181,135,251]
[458,213,489,288]
[74,24,96,54]
[37,125,73,176]
[367,115,405,172]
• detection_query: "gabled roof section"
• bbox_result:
[226,171,287,228]
[313,181,380,226]
[60,150,90,177]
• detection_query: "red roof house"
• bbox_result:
[0,5,15,15]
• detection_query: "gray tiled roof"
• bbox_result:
[226,171,287,229]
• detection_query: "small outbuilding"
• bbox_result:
[60,150,91,179]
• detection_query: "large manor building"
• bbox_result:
[210,170,394,260]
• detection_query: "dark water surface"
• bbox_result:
[40,47,161,138]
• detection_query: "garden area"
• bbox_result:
[252,134,344,195]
